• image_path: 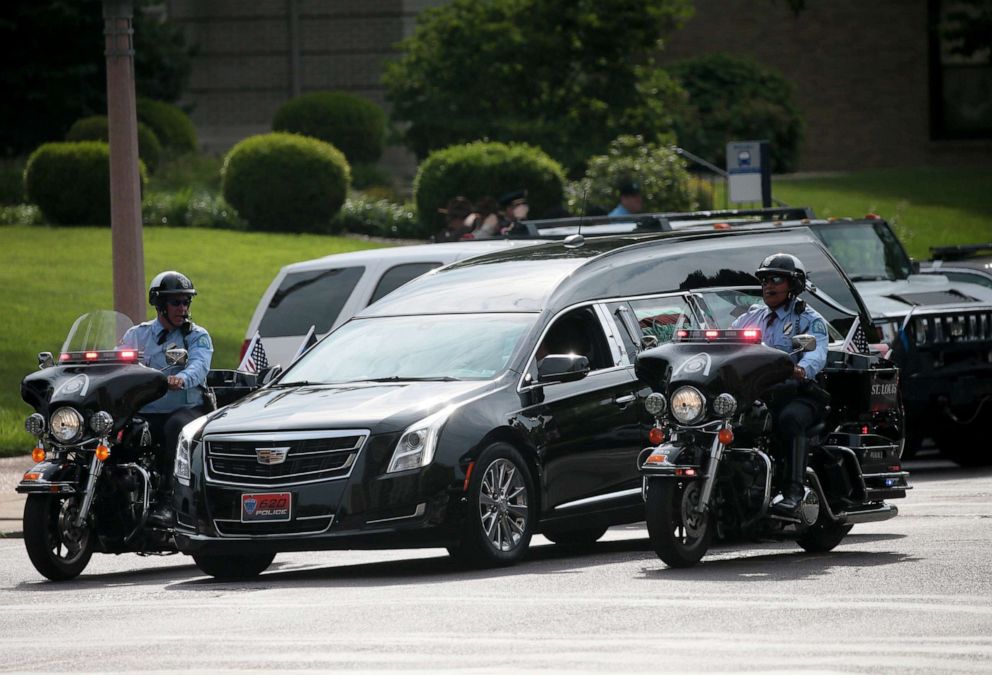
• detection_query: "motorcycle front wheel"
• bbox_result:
[23,494,94,581]
[645,478,712,568]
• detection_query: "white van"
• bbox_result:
[242,240,542,366]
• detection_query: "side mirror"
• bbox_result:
[165,348,189,367]
[37,352,55,369]
[537,354,589,384]
[260,364,283,386]
[640,335,659,350]
[791,334,818,352]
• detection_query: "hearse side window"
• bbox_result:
[369,262,443,305]
[258,266,365,337]
[628,296,698,343]
[694,288,845,340]
[537,307,613,372]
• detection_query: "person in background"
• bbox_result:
[465,195,501,239]
[609,180,643,216]
[497,189,530,236]
[433,196,474,242]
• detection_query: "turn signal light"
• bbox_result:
[674,467,697,477]
[95,444,111,462]
[31,447,46,463]
[718,428,734,445]
[23,472,41,481]
[648,427,665,445]
[462,461,475,492]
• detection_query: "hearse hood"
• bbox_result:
[854,274,992,318]
[202,380,495,435]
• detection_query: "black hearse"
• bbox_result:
[174,227,884,578]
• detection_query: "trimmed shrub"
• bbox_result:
[565,135,693,215]
[66,115,162,172]
[272,91,386,164]
[668,53,804,173]
[413,142,567,238]
[221,132,351,233]
[136,97,197,153]
[333,196,419,238]
[0,204,43,226]
[25,141,147,226]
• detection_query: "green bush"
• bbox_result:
[0,204,43,226]
[66,115,162,172]
[413,141,566,237]
[221,132,351,233]
[148,152,223,193]
[669,53,804,173]
[272,91,386,164]
[0,158,26,204]
[333,196,419,238]
[565,135,693,215]
[25,141,147,226]
[136,97,197,153]
[142,189,246,230]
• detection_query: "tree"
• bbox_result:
[383,0,693,175]
[0,0,193,156]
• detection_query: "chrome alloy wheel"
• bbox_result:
[478,458,529,552]
[679,482,707,540]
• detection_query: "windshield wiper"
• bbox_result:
[268,380,320,388]
[359,376,462,383]
[849,274,890,282]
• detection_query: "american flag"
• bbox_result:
[237,331,269,373]
[842,319,871,354]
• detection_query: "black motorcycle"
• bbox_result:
[16,311,255,580]
[635,327,910,568]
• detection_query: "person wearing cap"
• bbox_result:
[434,196,475,242]
[609,181,643,216]
[465,195,501,239]
[497,189,529,236]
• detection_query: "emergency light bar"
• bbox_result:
[58,350,141,365]
[673,328,762,343]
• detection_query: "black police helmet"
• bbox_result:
[148,270,197,307]
[756,253,807,295]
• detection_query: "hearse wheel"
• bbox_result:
[192,552,276,580]
[449,443,535,567]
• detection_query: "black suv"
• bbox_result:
[173,226,891,579]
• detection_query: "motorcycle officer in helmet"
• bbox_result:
[731,253,829,517]
[119,271,214,527]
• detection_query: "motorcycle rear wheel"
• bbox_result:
[23,495,94,581]
[192,553,275,580]
[645,479,712,568]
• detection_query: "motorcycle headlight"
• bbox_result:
[387,406,454,473]
[644,393,667,418]
[175,414,209,487]
[50,407,84,444]
[89,410,114,436]
[25,413,45,438]
[713,393,737,418]
[670,386,706,425]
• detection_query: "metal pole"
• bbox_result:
[103,0,146,323]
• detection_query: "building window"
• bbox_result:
[930,0,992,139]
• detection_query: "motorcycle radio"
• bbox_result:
[58,350,142,365]
[674,328,763,343]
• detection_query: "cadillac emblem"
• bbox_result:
[256,447,290,465]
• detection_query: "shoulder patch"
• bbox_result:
[811,319,827,335]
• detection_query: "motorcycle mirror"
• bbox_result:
[37,352,54,369]
[165,348,189,367]
[640,335,659,350]
[260,365,283,386]
[791,334,818,352]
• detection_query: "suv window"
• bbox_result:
[628,296,699,343]
[537,307,614,372]
[809,222,913,281]
[259,267,365,336]
[369,262,443,305]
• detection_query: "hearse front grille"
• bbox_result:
[214,516,334,537]
[204,430,368,486]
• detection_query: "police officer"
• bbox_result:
[120,271,214,526]
[731,253,829,517]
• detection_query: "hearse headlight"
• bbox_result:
[713,393,737,418]
[174,414,209,486]
[670,387,706,425]
[89,410,114,436]
[387,406,454,473]
[50,407,84,443]
[25,413,45,438]
[644,393,667,418]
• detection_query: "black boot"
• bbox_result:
[771,435,808,516]
[146,470,175,528]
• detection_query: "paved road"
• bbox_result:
[1,459,990,672]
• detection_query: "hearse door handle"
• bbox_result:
[614,393,636,406]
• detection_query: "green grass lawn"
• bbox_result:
[1,166,989,456]
[0,226,387,455]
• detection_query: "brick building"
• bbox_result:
[165,0,990,174]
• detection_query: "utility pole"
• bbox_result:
[103,0,146,323]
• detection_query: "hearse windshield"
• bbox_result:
[278,313,537,384]
[809,222,913,282]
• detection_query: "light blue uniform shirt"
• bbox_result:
[120,319,214,414]
[730,297,829,379]
[608,203,631,217]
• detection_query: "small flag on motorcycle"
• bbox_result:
[293,324,318,362]
[237,331,270,373]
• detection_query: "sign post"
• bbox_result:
[726,140,771,207]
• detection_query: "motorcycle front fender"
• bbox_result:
[639,442,702,477]
[16,460,80,495]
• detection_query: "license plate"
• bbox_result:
[241,492,292,522]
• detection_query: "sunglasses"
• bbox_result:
[759,275,788,285]
[166,298,192,307]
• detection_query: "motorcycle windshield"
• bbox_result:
[61,311,135,354]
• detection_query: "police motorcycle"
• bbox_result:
[635,325,911,568]
[16,311,255,581]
